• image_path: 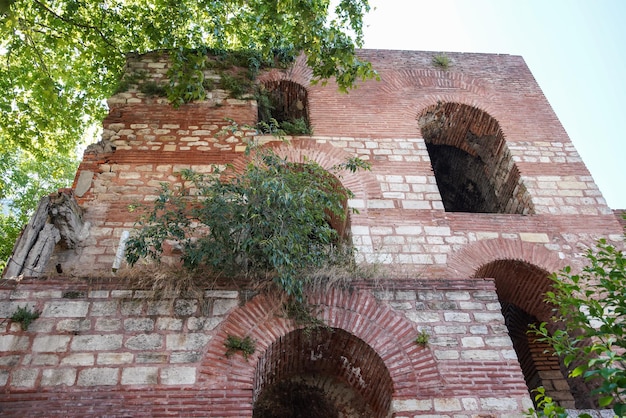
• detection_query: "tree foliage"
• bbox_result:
[125,142,370,300]
[0,0,375,270]
[527,238,626,417]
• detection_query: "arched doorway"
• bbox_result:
[474,259,580,408]
[253,327,393,417]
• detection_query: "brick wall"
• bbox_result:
[2,49,623,416]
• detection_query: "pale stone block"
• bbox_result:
[480,397,518,411]
[434,398,461,411]
[485,336,513,347]
[31,354,59,366]
[95,319,121,332]
[121,367,158,385]
[32,335,71,352]
[434,350,460,360]
[519,232,550,243]
[0,335,30,351]
[212,299,239,316]
[11,368,38,387]
[475,232,499,240]
[444,312,471,322]
[204,290,239,299]
[124,318,155,332]
[98,352,133,365]
[42,301,89,317]
[461,337,485,348]
[77,368,119,386]
[161,366,196,385]
[166,333,211,351]
[405,311,440,323]
[156,317,183,331]
[61,353,94,366]
[125,334,163,350]
[71,334,123,351]
[392,399,432,412]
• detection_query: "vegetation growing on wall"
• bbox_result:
[125,142,370,301]
[0,0,375,273]
[527,237,626,417]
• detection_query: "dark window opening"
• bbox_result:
[474,259,593,409]
[258,80,311,135]
[418,102,533,214]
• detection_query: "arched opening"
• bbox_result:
[253,327,393,418]
[474,259,584,409]
[418,102,533,214]
[258,80,311,134]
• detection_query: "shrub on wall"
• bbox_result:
[125,142,369,300]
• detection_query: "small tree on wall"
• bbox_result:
[125,142,369,300]
[527,237,626,417]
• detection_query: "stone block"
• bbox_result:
[461,337,485,348]
[156,317,183,331]
[433,398,461,411]
[61,353,95,366]
[212,299,238,316]
[77,368,119,386]
[0,370,8,386]
[95,318,121,331]
[174,299,197,316]
[11,368,38,388]
[56,319,91,332]
[160,366,196,385]
[71,334,123,351]
[0,335,30,351]
[170,351,202,363]
[121,367,158,385]
[166,333,211,351]
[479,397,518,411]
[31,354,59,366]
[32,335,71,352]
[125,334,163,350]
[392,399,432,412]
[42,368,76,386]
[97,352,134,365]
[124,318,155,332]
[90,301,119,316]
[136,353,168,363]
[42,301,89,317]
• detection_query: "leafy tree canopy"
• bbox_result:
[0,0,374,269]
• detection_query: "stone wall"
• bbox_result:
[1,278,533,417]
[1,49,623,416]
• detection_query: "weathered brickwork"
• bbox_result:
[1,49,624,416]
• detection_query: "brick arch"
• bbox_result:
[474,259,552,322]
[447,238,566,280]
[257,53,313,87]
[230,138,378,209]
[198,289,443,414]
[417,100,533,214]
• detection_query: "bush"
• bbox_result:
[125,142,369,300]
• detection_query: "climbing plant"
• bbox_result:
[125,141,370,300]
[0,0,375,273]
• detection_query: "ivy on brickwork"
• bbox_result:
[526,235,626,417]
[125,141,370,301]
[0,0,375,272]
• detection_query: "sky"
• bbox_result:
[360,0,626,209]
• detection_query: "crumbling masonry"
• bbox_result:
[1,50,624,417]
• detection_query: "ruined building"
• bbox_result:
[1,50,624,417]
